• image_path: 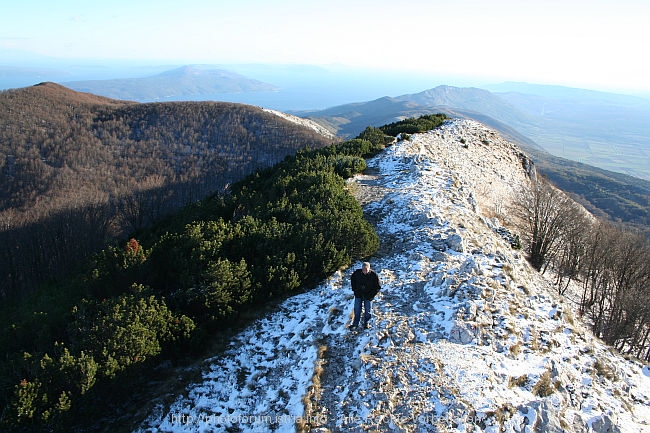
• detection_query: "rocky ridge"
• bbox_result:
[138,119,650,433]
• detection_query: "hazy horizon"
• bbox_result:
[2,0,650,96]
[3,59,650,112]
[0,59,495,111]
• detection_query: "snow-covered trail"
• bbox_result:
[137,119,650,433]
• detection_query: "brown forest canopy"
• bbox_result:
[0,82,334,297]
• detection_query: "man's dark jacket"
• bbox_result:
[351,269,381,300]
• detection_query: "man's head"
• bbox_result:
[362,262,371,274]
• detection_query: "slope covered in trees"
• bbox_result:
[0,83,334,298]
[0,128,385,431]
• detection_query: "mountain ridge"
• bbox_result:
[137,118,650,433]
[298,82,650,178]
[298,86,650,231]
[2,90,648,430]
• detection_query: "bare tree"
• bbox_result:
[515,177,585,272]
[579,222,616,316]
[601,230,649,351]
[576,221,650,359]
[515,176,650,360]
[551,213,591,295]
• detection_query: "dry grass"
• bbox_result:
[594,358,617,382]
[509,342,522,357]
[298,344,328,432]
[532,370,557,397]
[564,309,575,326]
[502,264,515,282]
[508,374,529,388]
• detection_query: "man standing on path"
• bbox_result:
[349,262,381,329]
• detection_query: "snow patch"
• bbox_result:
[263,108,336,139]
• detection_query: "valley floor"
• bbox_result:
[137,119,650,433]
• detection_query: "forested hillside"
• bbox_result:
[0,83,333,298]
[0,126,384,432]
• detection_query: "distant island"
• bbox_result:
[64,65,279,101]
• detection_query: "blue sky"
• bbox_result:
[2,0,649,92]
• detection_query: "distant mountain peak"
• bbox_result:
[157,65,247,79]
[62,65,279,101]
[400,85,511,108]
